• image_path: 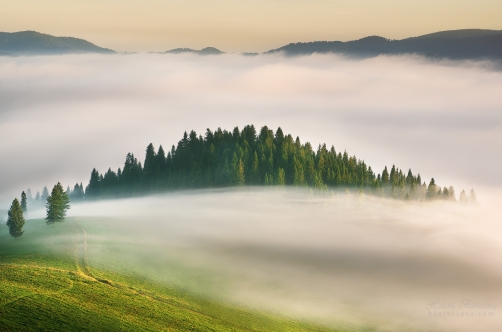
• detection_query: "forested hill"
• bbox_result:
[266,29,502,60]
[69,125,458,202]
[0,31,115,56]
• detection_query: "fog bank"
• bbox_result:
[0,53,501,206]
[60,188,502,331]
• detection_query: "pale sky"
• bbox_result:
[1,0,502,52]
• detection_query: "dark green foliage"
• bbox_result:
[7,198,25,239]
[70,183,84,202]
[45,182,71,225]
[85,168,101,199]
[83,125,456,201]
[20,191,27,213]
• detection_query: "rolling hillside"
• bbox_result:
[0,31,115,55]
[266,29,502,60]
[0,217,361,332]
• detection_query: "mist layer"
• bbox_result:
[58,188,502,331]
[0,53,501,206]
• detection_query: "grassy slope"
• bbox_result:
[0,218,367,332]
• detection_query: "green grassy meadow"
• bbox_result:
[0,217,367,332]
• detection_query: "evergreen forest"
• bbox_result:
[72,125,458,201]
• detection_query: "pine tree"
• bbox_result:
[277,168,286,185]
[448,186,456,201]
[459,190,468,203]
[27,188,33,204]
[85,168,101,199]
[381,166,390,185]
[7,198,25,239]
[250,151,260,184]
[80,125,458,202]
[46,182,71,226]
[71,183,83,201]
[426,178,438,200]
[41,186,49,202]
[469,189,477,203]
[20,191,27,213]
[234,159,246,186]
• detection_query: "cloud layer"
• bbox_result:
[55,189,502,331]
[0,53,501,205]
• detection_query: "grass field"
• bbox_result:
[0,217,369,332]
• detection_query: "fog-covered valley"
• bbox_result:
[1,53,501,205]
[21,188,501,331]
[1,53,501,331]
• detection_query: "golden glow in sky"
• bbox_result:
[1,0,502,52]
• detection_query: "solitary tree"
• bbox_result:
[20,191,27,213]
[46,182,71,226]
[7,198,25,239]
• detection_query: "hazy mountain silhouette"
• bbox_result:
[164,47,223,55]
[266,29,502,60]
[0,31,115,55]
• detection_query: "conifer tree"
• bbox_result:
[20,191,27,213]
[234,159,246,186]
[85,168,101,199]
[79,125,458,202]
[426,178,438,200]
[27,188,33,204]
[448,186,456,201]
[469,189,477,203]
[71,183,83,201]
[46,182,71,226]
[277,168,286,185]
[381,167,390,185]
[250,151,260,184]
[7,198,25,239]
[41,186,49,203]
[459,190,468,203]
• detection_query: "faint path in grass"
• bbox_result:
[74,219,91,277]
[73,221,259,332]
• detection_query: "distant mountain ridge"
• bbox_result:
[0,31,115,55]
[2,29,502,60]
[266,29,502,60]
[164,47,223,55]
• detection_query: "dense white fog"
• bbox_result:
[1,53,502,330]
[43,188,502,331]
[0,53,501,205]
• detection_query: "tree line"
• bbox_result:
[75,125,475,202]
[5,125,477,239]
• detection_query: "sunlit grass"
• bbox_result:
[0,217,368,331]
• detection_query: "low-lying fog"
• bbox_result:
[1,53,501,330]
[37,188,500,331]
[0,53,501,205]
